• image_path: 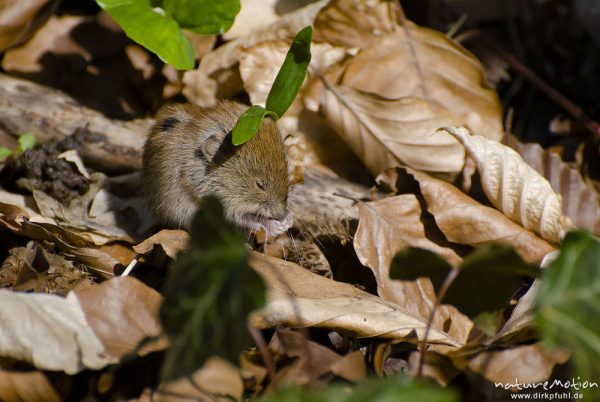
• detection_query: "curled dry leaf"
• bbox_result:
[353,195,472,345]
[248,252,462,347]
[468,343,570,389]
[492,281,539,345]
[74,277,168,359]
[0,289,114,374]
[385,168,556,265]
[507,136,600,235]
[183,0,328,106]
[133,229,189,259]
[444,127,565,244]
[0,370,60,402]
[156,356,243,402]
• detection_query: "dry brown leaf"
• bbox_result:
[307,21,503,174]
[248,252,462,347]
[353,196,472,345]
[156,356,243,402]
[389,168,556,265]
[269,329,365,386]
[468,344,570,389]
[313,0,398,48]
[0,0,55,52]
[317,85,467,173]
[507,136,600,235]
[445,127,566,244]
[133,229,189,259]
[183,0,328,106]
[492,281,539,345]
[0,370,60,402]
[74,277,167,359]
[0,289,114,374]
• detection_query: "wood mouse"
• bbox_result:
[142,101,292,236]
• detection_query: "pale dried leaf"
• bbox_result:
[74,277,168,359]
[492,281,539,345]
[183,0,328,106]
[313,0,398,48]
[58,149,90,179]
[392,168,556,265]
[157,357,243,402]
[133,229,189,259]
[319,85,467,173]
[0,289,114,374]
[0,370,60,402]
[507,136,600,235]
[248,252,462,347]
[468,344,570,389]
[445,127,566,243]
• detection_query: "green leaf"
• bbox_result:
[390,247,452,292]
[535,231,600,398]
[0,147,12,161]
[261,375,458,402]
[162,0,240,35]
[231,105,277,146]
[159,197,266,381]
[96,0,196,70]
[443,245,536,318]
[17,132,36,153]
[265,25,312,119]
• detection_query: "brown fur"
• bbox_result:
[142,101,290,231]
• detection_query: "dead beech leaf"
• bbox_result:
[269,329,366,386]
[0,289,114,374]
[507,136,600,235]
[0,370,60,402]
[0,0,55,52]
[468,344,570,389]
[444,127,566,244]
[74,277,167,359]
[248,252,462,347]
[353,196,472,345]
[319,85,467,173]
[391,168,556,265]
[492,281,539,345]
[313,0,398,48]
[183,0,328,107]
[157,356,243,402]
[133,229,189,259]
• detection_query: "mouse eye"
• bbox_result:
[256,180,266,191]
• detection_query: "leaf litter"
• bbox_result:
[0,0,597,400]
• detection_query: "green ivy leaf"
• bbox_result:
[443,245,536,318]
[0,147,12,161]
[535,231,600,399]
[231,105,277,146]
[17,132,36,153]
[265,25,312,119]
[159,197,266,381]
[390,247,452,292]
[162,0,240,35]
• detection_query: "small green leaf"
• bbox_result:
[96,0,196,70]
[159,197,266,381]
[390,247,452,292]
[0,147,12,161]
[17,132,36,153]
[443,245,537,318]
[265,25,312,119]
[163,0,240,35]
[535,231,600,399]
[231,105,277,146]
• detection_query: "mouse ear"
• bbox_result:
[198,132,235,163]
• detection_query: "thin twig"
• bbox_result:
[247,323,277,384]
